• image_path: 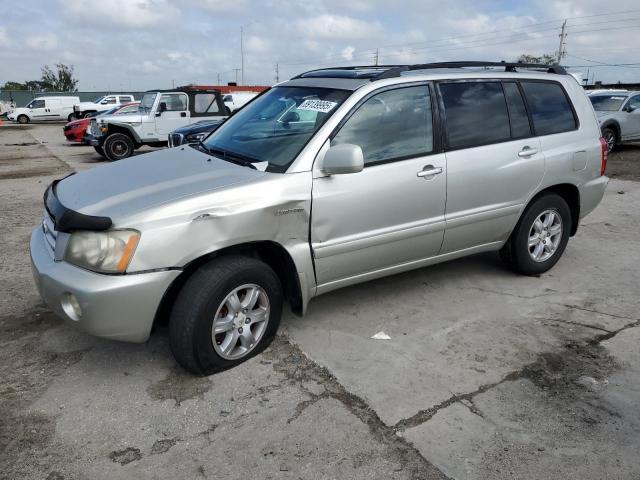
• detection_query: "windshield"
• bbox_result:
[202,86,350,172]
[590,95,627,112]
[93,96,105,104]
[140,93,157,112]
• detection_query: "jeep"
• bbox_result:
[31,62,608,375]
[87,87,229,161]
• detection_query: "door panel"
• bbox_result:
[442,139,544,253]
[155,93,189,135]
[312,155,447,285]
[620,96,640,141]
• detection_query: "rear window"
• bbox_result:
[520,81,577,136]
[440,81,511,149]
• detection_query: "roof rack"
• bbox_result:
[294,61,567,81]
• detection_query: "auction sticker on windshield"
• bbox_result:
[297,99,337,113]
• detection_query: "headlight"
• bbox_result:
[64,230,140,273]
[186,132,208,142]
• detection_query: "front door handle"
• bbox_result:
[180,112,187,117]
[518,146,538,157]
[417,165,444,178]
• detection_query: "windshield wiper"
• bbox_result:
[198,144,258,170]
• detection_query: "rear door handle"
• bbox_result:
[518,146,538,157]
[417,166,443,178]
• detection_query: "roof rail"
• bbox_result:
[295,61,567,81]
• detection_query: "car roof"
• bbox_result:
[280,61,569,91]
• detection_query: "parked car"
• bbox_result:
[8,96,80,124]
[73,94,136,119]
[223,92,259,112]
[167,118,225,147]
[63,102,140,143]
[86,87,228,161]
[30,62,608,375]
[588,91,640,152]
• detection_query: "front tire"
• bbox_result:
[93,145,106,157]
[500,193,571,275]
[17,114,29,124]
[103,133,134,161]
[67,113,75,122]
[169,256,282,375]
[602,127,617,153]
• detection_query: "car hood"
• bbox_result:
[96,112,145,124]
[172,119,225,135]
[55,146,266,222]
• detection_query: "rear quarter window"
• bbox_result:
[520,81,577,136]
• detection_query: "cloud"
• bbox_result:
[26,33,58,51]
[62,0,180,28]
[0,27,8,47]
[341,46,355,61]
[296,14,384,40]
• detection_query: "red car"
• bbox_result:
[63,102,140,143]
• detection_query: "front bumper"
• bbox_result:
[64,128,85,142]
[30,226,180,343]
[84,131,101,146]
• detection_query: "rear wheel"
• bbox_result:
[83,112,95,119]
[17,114,29,124]
[169,256,282,375]
[93,145,106,157]
[602,127,617,153]
[67,113,75,122]
[500,193,571,275]
[103,133,134,161]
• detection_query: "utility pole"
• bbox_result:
[275,63,279,83]
[217,73,221,85]
[240,26,244,85]
[556,19,567,63]
[233,68,241,84]
[374,48,379,66]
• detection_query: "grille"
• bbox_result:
[168,133,183,147]
[42,211,58,255]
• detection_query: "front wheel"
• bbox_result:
[602,127,617,153]
[103,133,134,161]
[169,256,282,375]
[67,113,75,122]
[500,193,571,275]
[17,114,29,124]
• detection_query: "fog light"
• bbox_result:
[61,292,82,321]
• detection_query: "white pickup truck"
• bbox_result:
[73,94,136,119]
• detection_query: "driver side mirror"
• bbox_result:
[625,105,636,113]
[322,144,364,175]
[156,102,167,116]
[101,100,109,104]
[281,111,300,124]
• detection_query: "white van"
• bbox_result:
[7,96,80,124]
[222,92,259,112]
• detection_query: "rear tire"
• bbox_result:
[83,112,95,119]
[602,127,617,153]
[17,114,29,124]
[103,133,134,161]
[67,113,74,122]
[169,256,282,375]
[93,145,106,157]
[500,193,571,276]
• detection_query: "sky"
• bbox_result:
[1,0,639,91]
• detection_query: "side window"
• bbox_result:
[626,95,640,110]
[332,85,433,165]
[223,95,233,102]
[503,82,531,139]
[440,81,511,149]
[194,93,219,113]
[159,93,187,111]
[104,96,117,104]
[520,81,577,136]
[31,99,45,109]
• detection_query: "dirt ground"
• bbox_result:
[1,123,640,480]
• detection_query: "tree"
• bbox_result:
[517,54,557,65]
[40,63,78,92]
[2,81,27,90]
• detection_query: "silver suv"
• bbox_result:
[588,90,640,152]
[30,62,608,375]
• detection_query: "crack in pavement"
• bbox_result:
[392,308,640,433]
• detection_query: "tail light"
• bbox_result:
[599,137,607,176]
